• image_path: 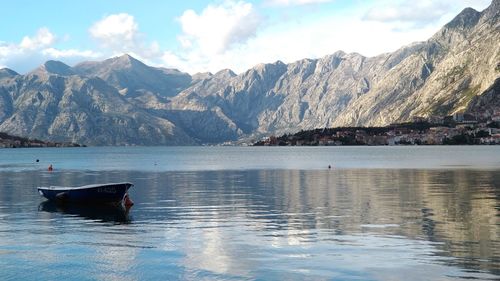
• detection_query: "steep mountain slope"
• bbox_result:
[73,54,191,98]
[174,0,499,136]
[466,78,500,117]
[0,1,498,145]
[0,71,195,145]
[30,60,76,77]
[0,68,19,80]
[338,2,500,126]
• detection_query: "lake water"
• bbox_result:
[0,146,499,280]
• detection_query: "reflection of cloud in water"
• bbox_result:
[1,168,499,280]
[179,211,256,278]
[169,213,486,280]
[150,169,500,278]
[95,242,138,281]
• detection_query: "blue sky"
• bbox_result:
[0,0,491,74]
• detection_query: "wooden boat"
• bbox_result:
[37,182,133,205]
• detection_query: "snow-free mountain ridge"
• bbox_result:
[0,1,498,145]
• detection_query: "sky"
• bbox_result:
[0,0,492,74]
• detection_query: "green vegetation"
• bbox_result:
[426,99,454,116]
[0,132,83,148]
[423,64,475,116]
[442,130,491,145]
[254,118,499,146]
[455,85,480,110]
[254,122,434,146]
[423,84,480,117]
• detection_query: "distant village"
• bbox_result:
[254,112,500,146]
[0,132,83,148]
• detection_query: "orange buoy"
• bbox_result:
[124,193,134,207]
[48,164,53,172]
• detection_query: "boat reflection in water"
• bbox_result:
[38,200,132,224]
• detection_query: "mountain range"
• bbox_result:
[0,0,498,145]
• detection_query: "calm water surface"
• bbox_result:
[0,146,499,280]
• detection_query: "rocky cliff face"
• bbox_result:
[0,68,19,80]
[173,1,498,137]
[466,78,500,117]
[0,66,195,145]
[0,1,498,145]
[73,54,192,98]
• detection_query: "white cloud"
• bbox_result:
[19,27,56,50]
[174,19,431,74]
[158,0,491,74]
[177,1,262,55]
[89,13,139,48]
[88,13,162,63]
[41,48,100,59]
[265,0,332,6]
[0,28,99,73]
[1,0,493,75]
[160,1,438,74]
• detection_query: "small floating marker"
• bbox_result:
[36,159,39,163]
[124,193,134,207]
[48,164,53,172]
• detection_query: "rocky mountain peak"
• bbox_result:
[191,72,213,83]
[73,54,148,77]
[117,53,134,60]
[250,61,287,76]
[214,69,236,79]
[0,68,19,79]
[431,5,484,46]
[481,0,500,21]
[32,60,75,76]
[331,50,346,57]
[45,60,74,75]
[73,54,192,97]
[489,0,500,10]
[444,7,481,30]
[160,68,185,75]
[0,2,497,145]
[315,51,347,73]
[106,54,146,70]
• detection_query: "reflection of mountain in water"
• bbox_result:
[135,169,500,275]
[1,168,498,277]
[38,201,131,224]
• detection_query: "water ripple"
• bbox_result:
[0,168,498,280]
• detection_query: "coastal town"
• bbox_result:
[254,112,500,146]
[0,132,83,148]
